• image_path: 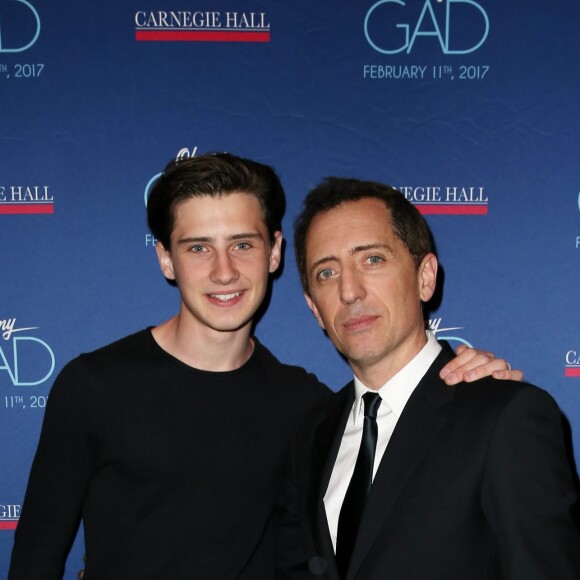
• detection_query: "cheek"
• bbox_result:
[244,261,271,291]
[247,252,270,273]
[320,302,342,335]
[174,262,195,282]
[252,260,271,280]
[395,286,423,325]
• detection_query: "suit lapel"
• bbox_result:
[347,347,456,579]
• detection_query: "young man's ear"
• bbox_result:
[268,231,283,274]
[155,242,176,281]
[418,253,438,302]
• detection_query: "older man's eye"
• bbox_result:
[367,255,383,264]
[317,269,333,280]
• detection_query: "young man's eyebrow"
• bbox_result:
[176,232,263,245]
[176,236,212,245]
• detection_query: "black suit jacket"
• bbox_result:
[277,345,580,579]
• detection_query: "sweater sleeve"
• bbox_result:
[9,357,97,579]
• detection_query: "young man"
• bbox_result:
[9,155,518,579]
[277,177,580,579]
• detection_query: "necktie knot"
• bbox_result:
[362,391,381,420]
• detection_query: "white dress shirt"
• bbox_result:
[323,332,442,551]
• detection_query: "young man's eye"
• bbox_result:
[190,245,205,253]
[235,242,251,250]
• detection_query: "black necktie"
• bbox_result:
[335,391,382,579]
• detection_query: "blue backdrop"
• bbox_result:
[1,0,579,576]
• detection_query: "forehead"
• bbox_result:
[306,198,396,249]
[173,192,266,230]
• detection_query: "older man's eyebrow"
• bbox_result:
[308,242,396,277]
[350,242,393,255]
[308,256,337,278]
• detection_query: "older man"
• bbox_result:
[277,177,580,579]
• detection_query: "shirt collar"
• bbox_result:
[352,331,442,426]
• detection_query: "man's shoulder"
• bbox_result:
[455,375,547,398]
[251,338,331,409]
[45,329,154,407]
[88,327,152,355]
[61,328,154,376]
[452,376,562,420]
[426,346,554,408]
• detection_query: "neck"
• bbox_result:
[152,315,254,372]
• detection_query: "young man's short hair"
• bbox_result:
[147,152,286,249]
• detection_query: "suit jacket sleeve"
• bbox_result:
[481,385,580,578]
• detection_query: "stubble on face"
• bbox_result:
[304,198,435,386]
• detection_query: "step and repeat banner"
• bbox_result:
[1,0,579,576]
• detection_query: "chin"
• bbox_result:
[345,347,384,366]
[212,317,253,333]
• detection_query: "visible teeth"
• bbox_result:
[211,292,241,302]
